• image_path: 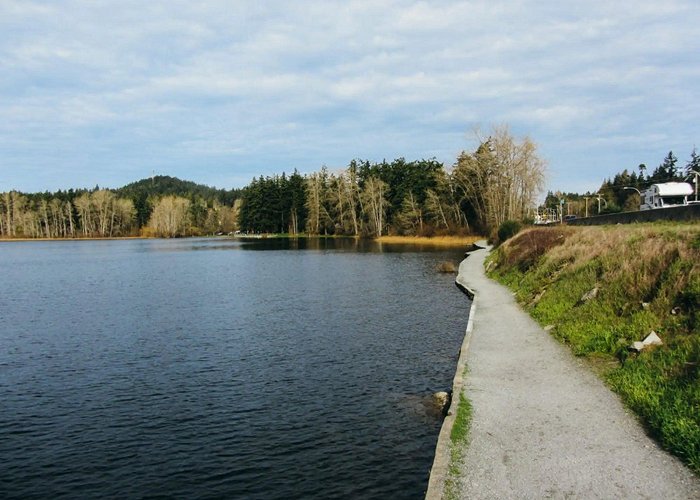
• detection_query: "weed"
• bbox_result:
[444,391,473,499]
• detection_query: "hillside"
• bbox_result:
[487,224,700,472]
[116,176,241,227]
[116,175,239,201]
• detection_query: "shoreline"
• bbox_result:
[1,234,484,245]
[425,243,482,499]
[375,235,482,247]
[0,236,150,242]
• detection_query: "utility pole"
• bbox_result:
[559,198,565,223]
[583,196,590,218]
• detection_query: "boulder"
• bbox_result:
[579,286,599,303]
[629,331,663,352]
[432,391,451,414]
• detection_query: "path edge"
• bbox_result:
[425,251,480,499]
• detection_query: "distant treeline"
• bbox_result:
[0,177,242,238]
[545,149,700,216]
[239,126,545,237]
[1,126,547,239]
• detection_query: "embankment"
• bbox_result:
[488,223,700,472]
[427,234,699,499]
[425,250,478,498]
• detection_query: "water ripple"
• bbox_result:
[0,239,469,499]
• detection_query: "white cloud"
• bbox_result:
[0,0,699,193]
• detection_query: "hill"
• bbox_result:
[115,175,241,226]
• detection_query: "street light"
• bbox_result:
[622,186,641,195]
[595,193,607,214]
[687,170,700,202]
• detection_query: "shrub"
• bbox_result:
[496,220,522,245]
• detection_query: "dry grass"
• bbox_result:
[497,226,573,270]
[375,235,482,247]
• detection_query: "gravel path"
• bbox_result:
[445,244,699,499]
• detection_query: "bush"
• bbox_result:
[496,220,522,245]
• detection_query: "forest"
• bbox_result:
[0,127,545,239]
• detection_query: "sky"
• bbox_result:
[1,0,699,195]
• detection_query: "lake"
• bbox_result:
[0,238,470,499]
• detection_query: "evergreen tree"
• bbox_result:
[686,148,700,177]
[650,151,681,182]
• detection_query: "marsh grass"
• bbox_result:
[375,235,482,247]
[488,223,700,473]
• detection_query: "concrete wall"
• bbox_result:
[568,204,700,226]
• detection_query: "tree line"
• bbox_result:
[545,148,700,216]
[238,126,546,237]
[0,176,242,238]
[2,126,548,239]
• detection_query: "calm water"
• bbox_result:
[0,238,470,499]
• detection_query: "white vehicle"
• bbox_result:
[640,182,693,210]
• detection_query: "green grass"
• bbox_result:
[487,223,700,473]
[444,390,473,500]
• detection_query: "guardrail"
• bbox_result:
[567,203,700,226]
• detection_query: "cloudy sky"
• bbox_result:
[2,0,699,194]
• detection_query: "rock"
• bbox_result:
[530,289,547,306]
[432,391,451,414]
[629,331,663,352]
[436,261,456,273]
[630,341,646,352]
[579,286,599,303]
[642,331,663,347]
[464,242,485,255]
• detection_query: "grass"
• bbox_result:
[375,235,482,246]
[487,223,700,473]
[444,388,473,499]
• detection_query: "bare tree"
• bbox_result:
[361,176,388,237]
[305,170,331,235]
[148,196,191,237]
[453,125,546,232]
[395,192,423,235]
